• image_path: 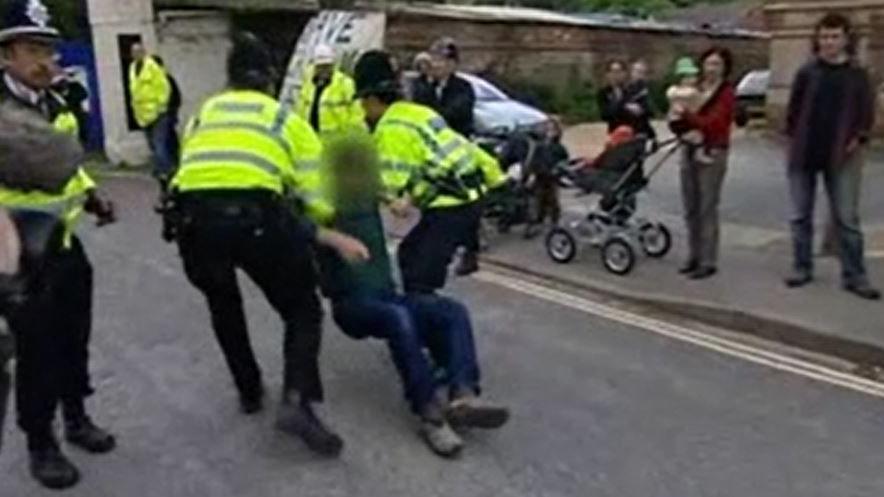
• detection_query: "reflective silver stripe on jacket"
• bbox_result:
[195,121,292,157]
[181,150,281,176]
[212,102,266,114]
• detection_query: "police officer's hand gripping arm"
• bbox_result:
[279,109,369,263]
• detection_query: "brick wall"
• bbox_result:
[385,14,770,92]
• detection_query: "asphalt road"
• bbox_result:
[3,176,884,497]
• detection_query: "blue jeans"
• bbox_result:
[331,293,481,413]
[788,151,868,285]
[146,112,179,180]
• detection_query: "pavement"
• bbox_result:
[477,123,884,367]
[4,175,884,496]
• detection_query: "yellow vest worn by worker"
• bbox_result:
[296,67,365,137]
[0,91,95,249]
[129,55,171,128]
[374,101,504,209]
[172,89,334,223]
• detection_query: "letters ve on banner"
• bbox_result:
[279,10,386,110]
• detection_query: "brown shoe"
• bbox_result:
[446,396,510,429]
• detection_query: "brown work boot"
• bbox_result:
[446,394,510,430]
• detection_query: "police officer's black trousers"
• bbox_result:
[176,195,324,402]
[8,237,94,450]
[398,202,482,294]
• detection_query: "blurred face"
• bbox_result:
[817,27,849,61]
[702,53,725,83]
[607,63,627,86]
[430,55,455,80]
[131,43,146,61]
[1,39,58,90]
[416,59,431,76]
[631,62,648,82]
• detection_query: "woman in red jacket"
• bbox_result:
[671,47,736,280]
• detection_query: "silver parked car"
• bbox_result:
[403,71,550,135]
[736,69,770,119]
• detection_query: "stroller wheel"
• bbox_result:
[639,223,672,258]
[602,238,635,275]
[546,228,577,264]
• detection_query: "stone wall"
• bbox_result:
[384,14,770,92]
[157,11,232,127]
[765,0,884,136]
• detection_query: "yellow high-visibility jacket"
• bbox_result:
[0,91,95,249]
[296,67,365,137]
[129,55,171,128]
[373,101,504,209]
[172,89,334,224]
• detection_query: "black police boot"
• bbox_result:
[239,383,265,415]
[276,393,343,458]
[63,400,117,454]
[455,251,480,277]
[28,436,81,490]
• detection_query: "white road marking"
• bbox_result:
[474,270,884,399]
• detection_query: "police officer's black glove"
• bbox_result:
[84,191,117,227]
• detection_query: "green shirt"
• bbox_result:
[318,199,395,299]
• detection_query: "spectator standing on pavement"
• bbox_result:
[599,59,656,136]
[295,44,365,138]
[129,43,177,184]
[672,48,736,280]
[625,59,657,139]
[412,38,482,276]
[783,13,879,300]
[153,56,182,174]
[413,38,476,138]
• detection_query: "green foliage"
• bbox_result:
[501,79,600,124]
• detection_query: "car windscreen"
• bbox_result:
[737,70,770,96]
[461,74,508,102]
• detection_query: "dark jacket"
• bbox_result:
[786,58,875,171]
[624,81,656,138]
[412,74,476,137]
[597,84,656,138]
[0,74,82,193]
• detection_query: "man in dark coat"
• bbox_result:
[784,13,879,300]
[412,38,482,276]
[412,37,476,138]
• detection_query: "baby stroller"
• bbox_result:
[479,129,568,237]
[545,135,681,275]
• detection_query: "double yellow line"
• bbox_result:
[473,269,884,400]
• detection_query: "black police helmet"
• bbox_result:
[353,50,400,99]
[0,0,60,45]
[227,32,275,90]
[429,37,459,62]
